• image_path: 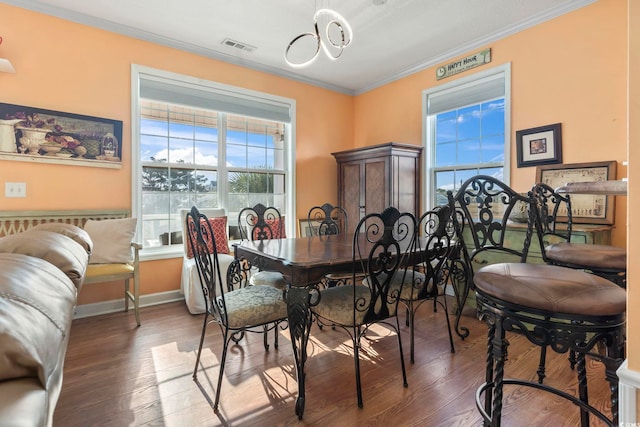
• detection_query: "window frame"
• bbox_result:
[131,65,296,260]
[422,63,511,211]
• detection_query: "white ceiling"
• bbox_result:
[5,0,595,94]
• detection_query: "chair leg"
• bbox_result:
[537,346,547,384]
[274,322,279,349]
[353,327,364,408]
[442,301,455,354]
[263,325,269,351]
[576,351,590,427]
[213,331,231,411]
[193,313,209,379]
[395,316,408,388]
[568,349,577,369]
[124,276,141,327]
[407,302,416,364]
[488,316,509,427]
[410,307,416,364]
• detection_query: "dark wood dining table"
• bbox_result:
[232,233,454,419]
[233,234,356,419]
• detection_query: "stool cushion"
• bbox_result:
[546,243,626,270]
[474,263,626,316]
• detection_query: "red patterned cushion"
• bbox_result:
[251,216,286,240]
[186,216,229,258]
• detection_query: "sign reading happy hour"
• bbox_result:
[436,48,492,80]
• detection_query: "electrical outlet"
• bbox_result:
[5,182,26,198]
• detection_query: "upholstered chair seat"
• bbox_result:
[218,285,287,328]
[545,242,626,271]
[249,270,287,289]
[474,263,626,315]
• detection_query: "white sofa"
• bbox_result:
[0,223,91,427]
[179,208,235,314]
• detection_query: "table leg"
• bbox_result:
[284,286,315,419]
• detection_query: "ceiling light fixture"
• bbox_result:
[0,37,15,73]
[284,7,353,68]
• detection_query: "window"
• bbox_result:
[423,64,510,208]
[131,66,295,257]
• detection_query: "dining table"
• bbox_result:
[234,233,375,418]
[232,233,455,419]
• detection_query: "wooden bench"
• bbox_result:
[0,209,141,326]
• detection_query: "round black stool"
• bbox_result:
[473,262,626,427]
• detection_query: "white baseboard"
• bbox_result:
[73,290,185,319]
[617,360,638,423]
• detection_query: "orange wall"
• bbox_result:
[0,4,353,303]
[355,0,628,247]
[627,0,639,372]
[0,1,629,306]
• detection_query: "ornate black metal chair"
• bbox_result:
[532,182,626,287]
[310,206,416,407]
[186,206,287,411]
[306,202,348,236]
[237,203,287,290]
[398,204,456,363]
[530,182,627,383]
[446,175,536,339]
[472,259,625,426]
[306,203,357,292]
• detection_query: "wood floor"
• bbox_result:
[54,297,614,426]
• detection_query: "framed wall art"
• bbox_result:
[535,160,617,224]
[516,123,562,168]
[0,102,123,169]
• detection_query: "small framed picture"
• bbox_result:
[298,218,318,237]
[516,123,562,168]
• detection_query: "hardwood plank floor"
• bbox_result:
[54,297,613,426]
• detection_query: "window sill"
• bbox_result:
[140,245,183,262]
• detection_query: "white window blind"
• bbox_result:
[427,72,505,115]
[139,75,291,123]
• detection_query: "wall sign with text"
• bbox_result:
[436,48,492,80]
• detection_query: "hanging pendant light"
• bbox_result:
[284,4,353,68]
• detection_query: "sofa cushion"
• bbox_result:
[0,230,89,289]
[0,378,48,427]
[84,218,137,264]
[28,223,92,254]
[0,253,76,389]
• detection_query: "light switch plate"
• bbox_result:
[5,182,26,198]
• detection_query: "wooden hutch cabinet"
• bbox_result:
[332,142,422,234]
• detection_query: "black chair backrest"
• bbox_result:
[238,203,283,241]
[185,206,226,322]
[307,203,348,236]
[447,175,536,271]
[532,182,573,241]
[531,182,574,263]
[413,204,456,299]
[353,206,417,324]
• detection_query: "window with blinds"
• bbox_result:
[132,66,294,251]
[423,64,511,207]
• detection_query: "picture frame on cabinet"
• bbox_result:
[0,102,123,169]
[516,123,562,168]
[298,218,318,237]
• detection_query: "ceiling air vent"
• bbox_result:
[221,38,256,53]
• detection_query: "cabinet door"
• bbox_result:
[341,162,361,234]
[364,158,387,217]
